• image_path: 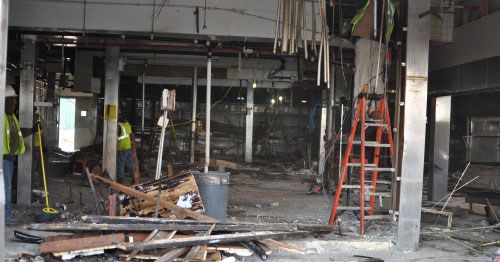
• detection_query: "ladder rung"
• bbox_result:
[348,163,376,167]
[365,123,389,128]
[347,164,395,172]
[343,185,374,189]
[371,180,392,185]
[352,141,392,147]
[365,215,392,220]
[337,206,372,211]
[366,167,395,172]
[371,192,391,197]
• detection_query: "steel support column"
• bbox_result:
[397,0,430,251]
[190,67,198,164]
[103,46,120,180]
[245,86,254,163]
[431,96,451,201]
[0,0,9,259]
[204,58,212,173]
[18,35,36,205]
[319,90,327,177]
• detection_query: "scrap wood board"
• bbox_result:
[119,172,205,218]
[40,233,125,254]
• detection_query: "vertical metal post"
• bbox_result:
[245,85,254,163]
[103,46,120,180]
[338,104,344,180]
[397,0,430,251]
[431,96,451,201]
[190,67,198,164]
[0,0,9,259]
[141,71,145,151]
[204,57,212,173]
[18,35,36,205]
[319,90,327,177]
[326,66,335,140]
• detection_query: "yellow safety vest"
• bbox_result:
[4,114,25,155]
[117,121,132,151]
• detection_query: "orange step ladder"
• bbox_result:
[328,92,395,235]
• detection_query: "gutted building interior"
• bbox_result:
[0,0,499,261]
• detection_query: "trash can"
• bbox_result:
[193,171,229,221]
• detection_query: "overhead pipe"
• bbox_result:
[273,0,282,54]
[281,0,290,53]
[302,0,308,59]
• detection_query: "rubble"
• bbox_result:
[24,172,337,261]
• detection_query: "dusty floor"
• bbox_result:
[3,162,499,261]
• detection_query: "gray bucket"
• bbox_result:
[193,171,230,221]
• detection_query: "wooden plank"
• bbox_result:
[130,133,141,184]
[126,230,159,261]
[167,164,174,178]
[91,174,214,221]
[155,247,188,262]
[118,231,306,252]
[422,208,453,228]
[40,233,125,254]
[31,221,332,233]
[80,215,336,232]
[119,174,205,218]
[259,238,306,254]
[205,250,222,261]
[184,224,216,260]
[108,194,117,216]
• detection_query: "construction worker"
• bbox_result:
[3,85,37,224]
[117,114,134,184]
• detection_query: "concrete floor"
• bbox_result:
[3,166,498,261]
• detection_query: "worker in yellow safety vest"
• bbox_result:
[3,85,38,225]
[117,114,134,184]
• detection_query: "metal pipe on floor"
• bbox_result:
[190,67,198,164]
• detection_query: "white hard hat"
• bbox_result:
[5,85,17,97]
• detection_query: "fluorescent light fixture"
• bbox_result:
[301,100,307,103]
[271,98,276,104]
[278,96,283,102]
[81,111,87,117]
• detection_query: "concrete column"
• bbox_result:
[318,90,327,177]
[354,38,386,96]
[245,85,254,163]
[45,73,56,149]
[102,46,120,180]
[431,96,451,201]
[0,0,10,259]
[397,0,430,251]
[18,35,36,205]
[204,58,211,173]
[190,67,198,164]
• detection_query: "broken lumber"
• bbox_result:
[40,233,125,254]
[184,224,215,261]
[91,174,214,221]
[258,238,306,255]
[117,231,307,252]
[421,207,453,228]
[80,215,336,232]
[31,221,334,233]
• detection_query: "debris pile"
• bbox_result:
[25,172,337,261]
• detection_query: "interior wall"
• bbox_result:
[74,96,98,150]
